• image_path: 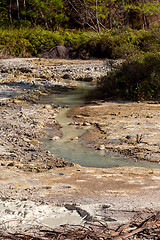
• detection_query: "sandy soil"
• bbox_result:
[0,58,159,233]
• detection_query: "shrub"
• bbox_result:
[0,26,160,58]
[95,53,160,101]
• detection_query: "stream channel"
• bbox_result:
[41,81,160,169]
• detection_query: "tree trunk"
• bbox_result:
[108,7,112,29]
[142,0,146,29]
[40,10,49,30]
[95,0,101,32]
[9,0,12,24]
[16,0,20,20]
[122,0,125,23]
[23,0,26,19]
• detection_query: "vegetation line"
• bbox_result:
[0,1,160,101]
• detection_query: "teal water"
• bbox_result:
[41,81,160,169]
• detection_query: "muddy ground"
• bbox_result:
[0,58,159,233]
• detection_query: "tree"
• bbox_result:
[67,0,116,32]
[0,0,159,29]
[0,0,9,25]
[122,0,160,29]
[22,0,68,29]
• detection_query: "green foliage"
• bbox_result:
[96,53,160,101]
[72,27,160,59]
[0,27,64,57]
[0,0,159,30]
[0,0,9,27]
[0,25,160,58]
[27,0,68,29]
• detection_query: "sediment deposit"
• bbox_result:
[0,58,159,233]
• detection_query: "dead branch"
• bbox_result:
[0,211,159,240]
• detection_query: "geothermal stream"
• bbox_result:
[41,81,160,169]
[0,59,159,233]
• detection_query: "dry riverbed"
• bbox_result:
[0,58,160,233]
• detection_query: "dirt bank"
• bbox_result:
[0,101,74,171]
[68,101,160,164]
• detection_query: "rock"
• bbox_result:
[43,45,69,59]
[126,135,132,140]
[146,115,153,118]
[69,122,79,125]
[62,74,71,79]
[83,121,91,126]
[50,136,60,141]
[18,67,32,73]
[71,137,79,141]
[7,161,16,166]
[44,104,53,110]
[75,115,83,118]
[97,145,106,150]
[30,139,41,146]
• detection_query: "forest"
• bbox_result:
[0,0,160,30]
[0,0,160,58]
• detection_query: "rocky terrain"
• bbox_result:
[0,58,115,171]
[69,101,160,164]
[0,58,114,82]
[0,58,159,234]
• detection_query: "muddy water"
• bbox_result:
[41,82,160,169]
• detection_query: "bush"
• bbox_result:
[95,53,160,101]
[0,26,160,58]
[0,27,66,57]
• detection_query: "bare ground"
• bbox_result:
[0,58,159,233]
[68,101,160,163]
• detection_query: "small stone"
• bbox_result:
[83,121,91,126]
[7,161,16,166]
[75,115,83,118]
[62,74,71,79]
[71,137,79,141]
[69,122,79,125]
[30,139,41,146]
[50,136,60,140]
[146,115,153,118]
[137,122,143,125]
[59,173,65,175]
[98,145,105,150]
[126,135,132,139]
